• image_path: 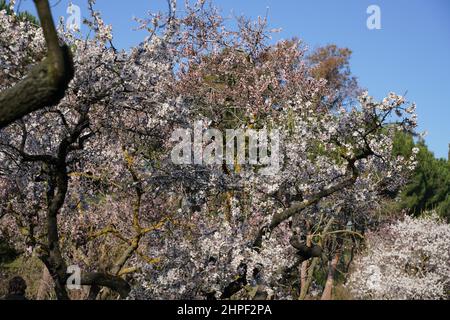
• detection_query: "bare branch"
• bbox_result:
[80,272,131,299]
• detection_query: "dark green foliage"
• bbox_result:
[0,239,19,264]
[392,130,416,159]
[393,132,450,220]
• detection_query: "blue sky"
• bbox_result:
[15,0,450,159]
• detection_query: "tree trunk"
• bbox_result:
[36,266,52,300]
[298,217,334,300]
[298,257,318,300]
[299,229,312,296]
[321,250,341,300]
[300,260,308,296]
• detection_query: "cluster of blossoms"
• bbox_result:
[347,214,450,300]
[131,213,295,299]
[0,0,422,300]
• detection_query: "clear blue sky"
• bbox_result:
[15,0,450,159]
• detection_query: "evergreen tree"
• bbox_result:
[393,132,450,220]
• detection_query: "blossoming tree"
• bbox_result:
[1,0,420,300]
[347,214,450,300]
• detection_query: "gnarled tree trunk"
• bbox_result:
[0,0,74,129]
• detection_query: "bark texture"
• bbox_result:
[0,0,74,129]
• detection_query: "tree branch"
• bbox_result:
[0,0,74,129]
[253,162,358,250]
[80,272,131,299]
